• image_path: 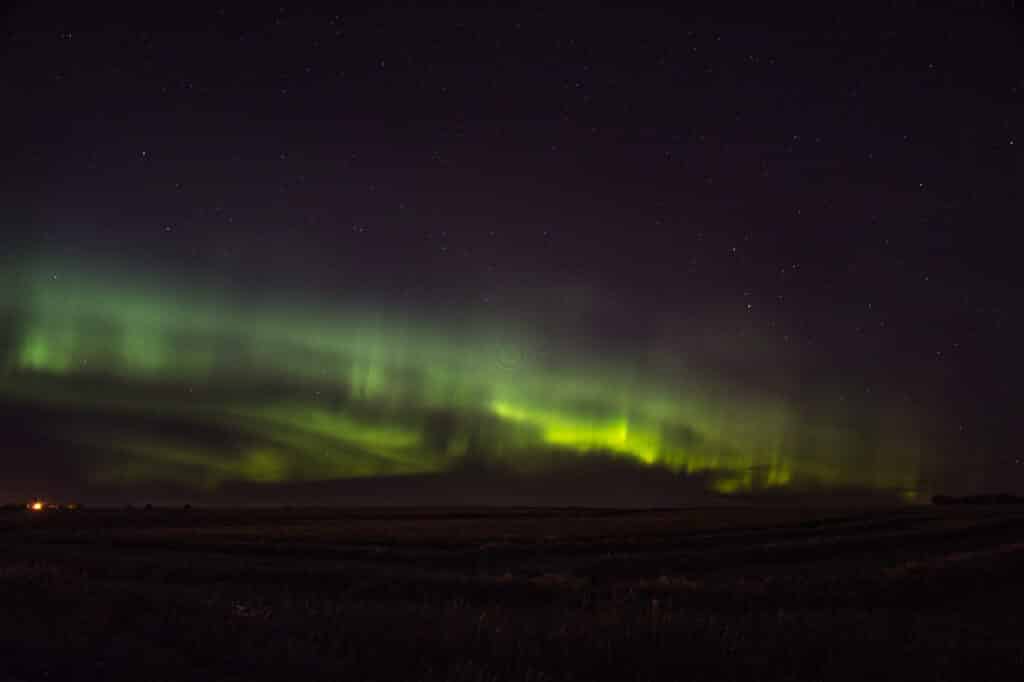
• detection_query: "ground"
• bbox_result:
[2,503,1023,681]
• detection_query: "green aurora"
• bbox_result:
[0,261,926,499]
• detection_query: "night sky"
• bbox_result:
[1,7,1021,505]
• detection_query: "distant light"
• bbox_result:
[29,501,44,512]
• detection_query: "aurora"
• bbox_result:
[0,256,925,500]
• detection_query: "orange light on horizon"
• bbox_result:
[28,501,45,512]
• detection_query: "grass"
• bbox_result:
[2,504,1024,681]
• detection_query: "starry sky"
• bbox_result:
[1,6,1021,504]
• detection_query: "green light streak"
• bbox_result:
[0,258,927,497]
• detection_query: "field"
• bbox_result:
[2,504,1024,681]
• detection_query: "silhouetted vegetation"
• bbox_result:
[932,493,1024,505]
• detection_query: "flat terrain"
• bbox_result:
[2,504,1024,681]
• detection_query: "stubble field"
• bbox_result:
[2,503,1023,681]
